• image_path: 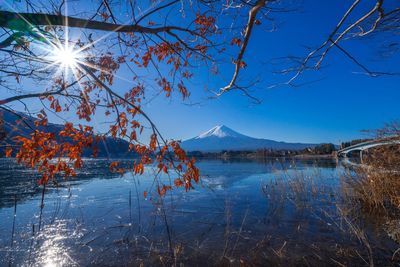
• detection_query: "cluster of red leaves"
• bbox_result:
[106,128,201,198]
[97,53,120,85]
[236,59,247,69]
[6,116,98,185]
[178,82,189,99]
[194,13,217,35]
[109,161,125,175]
[106,132,201,198]
[154,141,200,195]
[230,37,242,47]
[137,41,192,99]
[141,42,184,69]
[158,78,172,97]
[49,97,62,113]
[76,93,95,122]
[124,85,144,104]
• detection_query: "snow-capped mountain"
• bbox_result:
[181,125,317,152]
[196,125,247,139]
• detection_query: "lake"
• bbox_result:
[0,158,399,266]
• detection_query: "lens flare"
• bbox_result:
[51,44,79,68]
[54,46,77,67]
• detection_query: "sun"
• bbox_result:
[41,37,84,76]
[52,45,78,68]
[54,47,76,67]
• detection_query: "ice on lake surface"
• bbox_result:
[0,158,398,266]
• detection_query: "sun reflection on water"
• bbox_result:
[30,220,80,267]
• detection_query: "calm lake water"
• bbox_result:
[0,158,398,266]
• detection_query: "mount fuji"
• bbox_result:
[180,125,317,152]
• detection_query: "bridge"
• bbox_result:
[337,138,400,164]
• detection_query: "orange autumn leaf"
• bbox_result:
[134,162,144,175]
[157,185,172,197]
[5,147,12,157]
[230,37,241,47]
[163,165,168,174]
[128,143,134,151]
[109,161,119,172]
[174,178,184,187]
[238,60,247,69]
[149,134,157,151]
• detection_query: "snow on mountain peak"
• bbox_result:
[196,125,245,139]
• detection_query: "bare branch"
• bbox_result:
[218,0,267,96]
[0,10,202,37]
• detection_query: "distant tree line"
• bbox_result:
[187,143,337,159]
[301,143,337,155]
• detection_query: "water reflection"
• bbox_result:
[33,220,79,267]
[0,158,398,266]
[0,159,131,208]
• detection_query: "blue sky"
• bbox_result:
[138,0,400,144]
[3,0,400,145]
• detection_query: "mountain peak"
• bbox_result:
[196,125,246,139]
[182,125,317,152]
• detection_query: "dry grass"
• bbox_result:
[347,124,400,211]
[345,168,400,210]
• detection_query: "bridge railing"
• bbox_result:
[338,137,400,156]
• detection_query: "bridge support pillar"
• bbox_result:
[360,150,363,164]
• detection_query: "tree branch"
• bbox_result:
[219,0,267,95]
[0,11,201,36]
